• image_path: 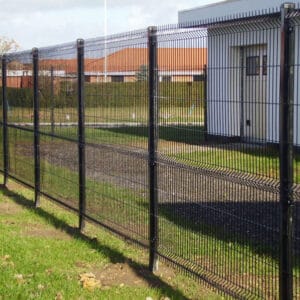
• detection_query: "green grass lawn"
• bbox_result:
[3,81,204,124]
[0,179,221,300]
[2,124,300,298]
[4,135,299,299]
[6,105,204,125]
[173,146,300,183]
[21,124,298,183]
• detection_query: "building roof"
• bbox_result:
[39,47,207,74]
[178,0,300,25]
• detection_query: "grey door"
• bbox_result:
[242,45,267,142]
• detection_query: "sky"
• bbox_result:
[0,0,222,50]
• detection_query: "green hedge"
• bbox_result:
[84,82,204,108]
[0,87,3,107]
[6,88,33,108]
[5,81,204,108]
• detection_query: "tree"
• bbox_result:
[0,36,20,55]
[135,64,148,81]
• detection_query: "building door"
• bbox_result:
[241,45,267,142]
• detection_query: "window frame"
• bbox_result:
[111,75,124,83]
[246,56,260,76]
[161,75,172,82]
[262,55,267,76]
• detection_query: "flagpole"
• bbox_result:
[104,0,107,82]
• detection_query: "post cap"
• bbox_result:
[148,26,157,34]
[281,2,296,9]
[77,39,84,47]
[32,47,39,57]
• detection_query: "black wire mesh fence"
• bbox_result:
[0,59,3,173]
[1,6,300,300]
[155,19,282,299]
[83,30,150,244]
[293,16,300,299]
[37,42,79,211]
[2,51,35,188]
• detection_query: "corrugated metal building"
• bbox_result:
[179,0,300,145]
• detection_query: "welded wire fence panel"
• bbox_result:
[84,31,149,148]
[156,19,282,299]
[6,51,34,126]
[39,134,79,210]
[38,43,79,210]
[294,185,300,299]
[293,18,300,300]
[84,31,149,244]
[39,43,78,139]
[7,127,35,186]
[0,59,3,173]
[0,9,299,300]
[5,51,34,187]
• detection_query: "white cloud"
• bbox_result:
[0,0,218,49]
[0,0,100,13]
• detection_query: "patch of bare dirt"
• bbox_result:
[75,261,88,268]
[95,262,149,288]
[83,261,176,289]
[0,201,23,215]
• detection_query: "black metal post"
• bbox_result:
[33,48,40,207]
[1,55,8,186]
[77,39,86,232]
[203,64,208,141]
[148,26,159,272]
[279,3,295,300]
[50,66,55,136]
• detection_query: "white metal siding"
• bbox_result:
[207,20,300,145]
[206,21,292,144]
[178,0,300,25]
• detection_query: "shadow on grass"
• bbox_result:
[0,185,189,300]
[155,200,300,299]
[101,125,205,145]
[158,200,300,269]
[99,126,300,180]
[99,125,300,160]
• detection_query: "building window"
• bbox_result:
[262,55,267,76]
[193,75,205,82]
[111,75,124,82]
[246,56,260,76]
[161,76,172,82]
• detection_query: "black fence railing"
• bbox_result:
[1,4,300,299]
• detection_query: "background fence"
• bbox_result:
[1,5,300,299]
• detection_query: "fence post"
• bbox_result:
[33,48,40,207]
[2,55,8,186]
[203,64,208,141]
[279,3,295,300]
[148,26,159,272]
[50,65,55,136]
[77,39,86,232]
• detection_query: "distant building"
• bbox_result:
[0,70,32,88]
[37,47,207,83]
[179,0,300,145]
